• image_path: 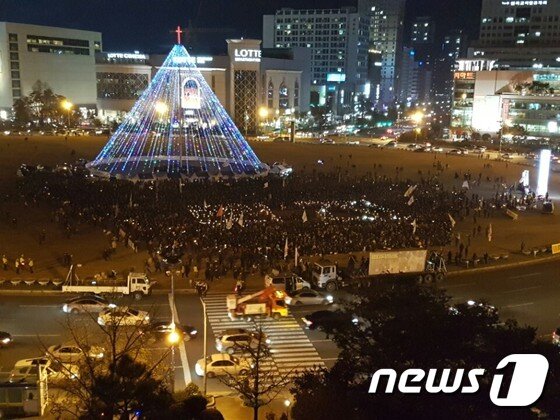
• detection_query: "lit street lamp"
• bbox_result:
[61,100,73,128]
[258,107,269,136]
[284,399,291,419]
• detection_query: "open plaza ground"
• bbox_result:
[0,135,557,288]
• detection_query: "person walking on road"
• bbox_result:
[28,258,34,273]
[15,259,20,274]
[2,255,7,271]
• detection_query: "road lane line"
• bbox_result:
[310,339,333,343]
[444,283,475,289]
[503,302,534,308]
[18,305,59,308]
[168,293,191,386]
[12,334,61,337]
[509,273,542,279]
[502,286,542,294]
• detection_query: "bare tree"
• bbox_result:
[41,307,174,419]
[217,324,294,420]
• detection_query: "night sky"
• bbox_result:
[0,0,481,54]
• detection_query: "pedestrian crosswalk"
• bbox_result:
[203,294,326,380]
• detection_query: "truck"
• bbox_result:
[264,273,311,294]
[312,249,446,292]
[62,265,155,300]
[226,286,289,321]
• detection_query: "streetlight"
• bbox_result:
[155,101,168,115]
[258,107,269,136]
[61,100,73,128]
[200,297,208,396]
[284,399,291,419]
[167,324,180,393]
[410,111,424,125]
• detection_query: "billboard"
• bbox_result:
[181,78,201,110]
[368,249,427,275]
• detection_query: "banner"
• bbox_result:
[181,78,201,109]
[552,243,560,254]
[505,209,518,220]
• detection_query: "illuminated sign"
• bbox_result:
[537,149,551,196]
[327,73,346,83]
[172,56,214,65]
[181,79,201,110]
[107,52,147,60]
[534,73,560,82]
[234,49,261,62]
[454,72,475,80]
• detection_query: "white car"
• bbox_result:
[269,162,293,177]
[195,353,251,378]
[285,289,334,306]
[346,140,360,145]
[47,344,104,363]
[97,307,150,326]
[62,295,116,314]
[10,358,79,383]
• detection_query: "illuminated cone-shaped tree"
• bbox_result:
[88,44,267,179]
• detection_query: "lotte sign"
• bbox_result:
[234,49,261,63]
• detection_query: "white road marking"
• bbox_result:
[444,283,475,289]
[502,286,542,294]
[12,334,61,337]
[310,339,333,343]
[18,305,59,308]
[503,302,534,308]
[168,293,191,386]
[509,272,542,279]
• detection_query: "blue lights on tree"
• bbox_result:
[89,44,266,178]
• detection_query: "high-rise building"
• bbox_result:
[358,0,406,110]
[263,8,370,112]
[469,0,560,63]
[397,47,420,105]
[433,30,468,119]
[409,16,436,104]
[0,22,102,111]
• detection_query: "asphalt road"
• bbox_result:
[1,261,558,393]
[0,292,339,395]
[443,259,560,340]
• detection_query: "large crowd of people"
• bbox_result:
[18,169,495,278]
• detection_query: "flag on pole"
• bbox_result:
[487,223,493,242]
[448,213,456,227]
[226,213,233,230]
[294,246,299,266]
[264,182,269,189]
[284,237,289,259]
[404,184,417,197]
[216,205,224,218]
[462,180,470,189]
[302,210,308,223]
[407,196,415,206]
[238,212,244,227]
[411,219,417,234]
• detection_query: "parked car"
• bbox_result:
[0,331,13,347]
[141,321,197,342]
[195,354,250,377]
[346,140,360,145]
[449,149,463,155]
[501,153,513,159]
[384,141,398,148]
[406,143,419,150]
[97,307,150,326]
[62,295,116,314]
[269,162,293,177]
[285,289,334,306]
[319,138,335,144]
[215,328,270,354]
[9,358,79,383]
[47,344,104,363]
[9,358,49,383]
